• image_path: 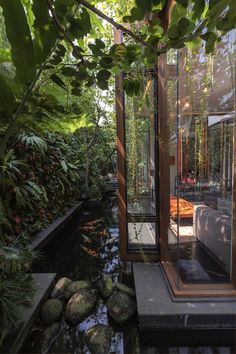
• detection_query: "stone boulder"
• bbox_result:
[41,322,61,353]
[97,274,113,299]
[51,277,72,299]
[84,324,112,354]
[107,291,136,324]
[115,282,135,297]
[40,299,63,324]
[65,289,97,324]
[64,280,91,300]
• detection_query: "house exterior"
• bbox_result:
[115,22,236,304]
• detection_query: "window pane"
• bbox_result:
[125,78,156,216]
[168,30,235,285]
[128,222,157,251]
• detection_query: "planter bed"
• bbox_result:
[0,273,56,353]
[30,202,83,251]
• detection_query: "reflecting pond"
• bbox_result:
[21,199,235,354]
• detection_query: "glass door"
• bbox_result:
[162,30,236,296]
[116,68,159,261]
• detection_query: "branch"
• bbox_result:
[77,0,162,56]
[88,110,101,149]
[46,0,83,60]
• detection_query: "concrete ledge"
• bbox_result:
[140,328,236,347]
[133,263,236,331]
[0,273,56,353]
[30,202,83,250]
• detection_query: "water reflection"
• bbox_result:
[22,201,235,354]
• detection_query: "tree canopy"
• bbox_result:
[0,0,235,151]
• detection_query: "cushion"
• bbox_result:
[176,259,211,282]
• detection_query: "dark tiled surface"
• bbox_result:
[133,263,236,330]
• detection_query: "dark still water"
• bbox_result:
[21,199,235,354]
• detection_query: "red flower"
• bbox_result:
[14,215,22,224]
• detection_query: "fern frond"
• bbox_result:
[18,133,47,155]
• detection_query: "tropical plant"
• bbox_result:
[0,0,234,345]
[0,237,36,345]
[0,0,234,155]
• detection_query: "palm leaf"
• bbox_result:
[32,0,57,64]
[18,133,47,154]
[0,0,36,85]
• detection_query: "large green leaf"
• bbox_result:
[135,0,152,12]
[201,32,218,53]
[192,0,205,20]
[32,0,57,65]
[130,7,145,22]
[0,73,16,114]
[123,79,141,97]
[55,0,76,20]
[207,0,230,20]
[176,17,193,37]
[216,1,236,32]
[170,3,187,26]
[99,56,113,69]
[69,8,91,39]
[50,74,66,89]
[61,66,77,76]
[0,0,36,85]
[96,69,111,90]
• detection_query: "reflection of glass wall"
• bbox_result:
[125,76,158,252]
[125,78,156,216]
[167,31,235,285]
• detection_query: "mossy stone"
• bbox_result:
[97,274,114,299]
[65,288,97,324]
[51,277,72,299]
[84,324,112,354]
[41,299,63,324]
[107,291,136,324]
[64,280,91,300]
[115,282,135,297]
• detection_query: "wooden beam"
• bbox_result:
[114,28,127,260]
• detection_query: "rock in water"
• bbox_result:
[107,291,136,323]
[41,299,63,324]
[97,274,113,299]
[84,324,112,354]
[64,280,91,300]
[51,277,72,299]
[115,282,136,297]
[65,289,97,324]
[41,322,61,353]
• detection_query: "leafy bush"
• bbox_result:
[0,238,36,345]
[0,127,115,241]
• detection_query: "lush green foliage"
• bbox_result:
[0,0,234,344]
[0,125,114,342]
[0,237,36,345]
[0,0,235,132]
[0,127,114,241]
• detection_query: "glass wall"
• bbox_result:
[125,75,158,251]
[167,31,235,284]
